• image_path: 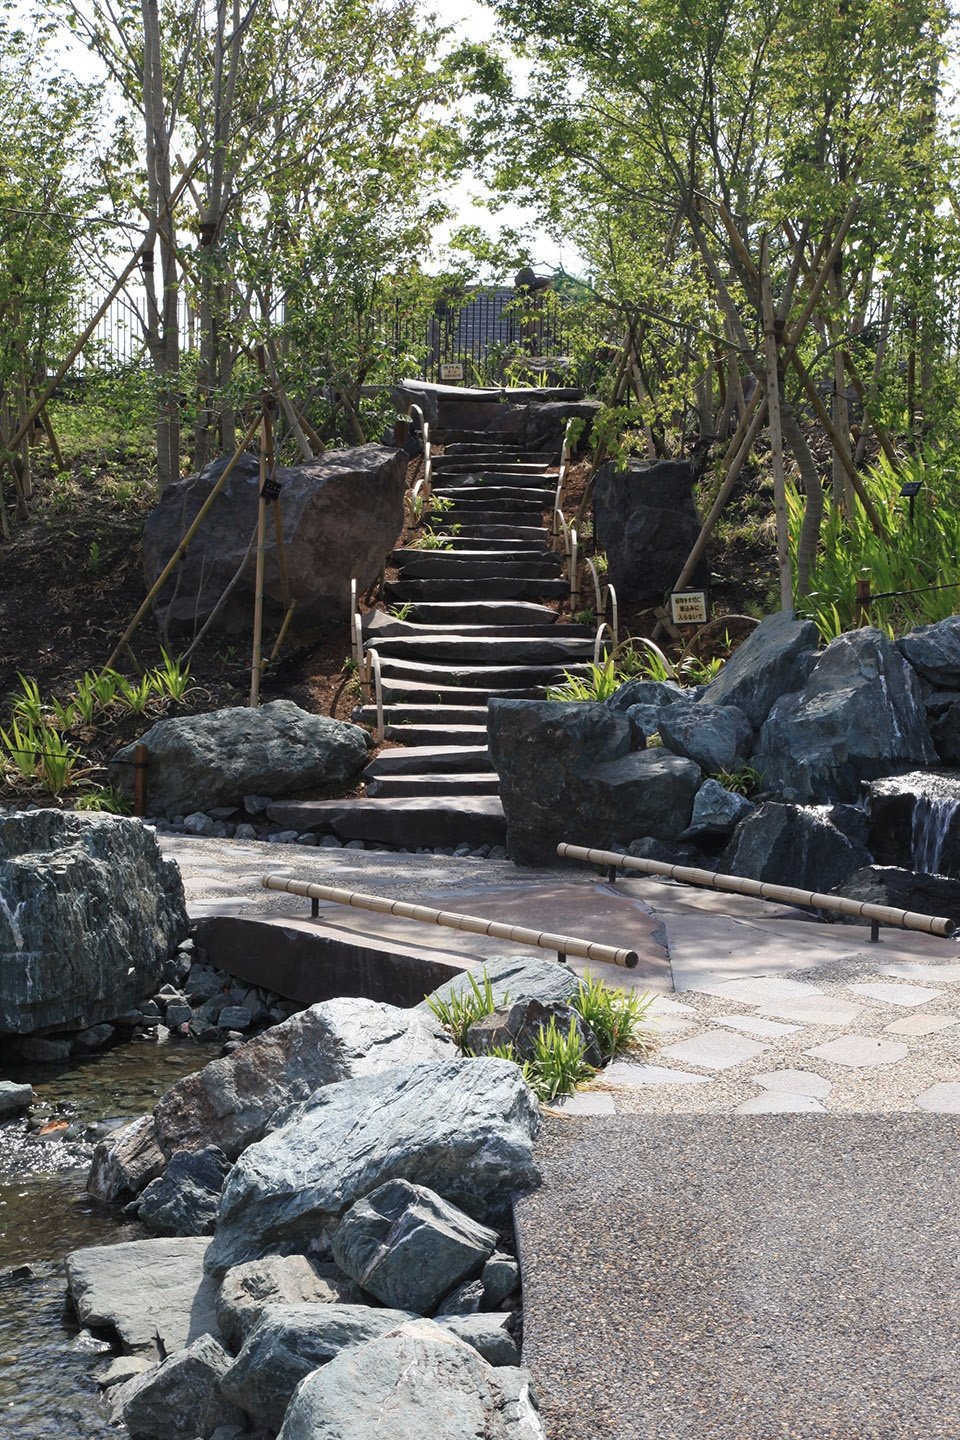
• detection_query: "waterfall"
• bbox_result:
[912,794,960,875]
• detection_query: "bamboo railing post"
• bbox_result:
[856,576,872,625]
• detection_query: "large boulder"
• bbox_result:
[206,1058,540,1277]
[721,802,872,893]
[419,954,579,1015]
[331,1180,498,1314]
[682,779,755,839]
[437,1312,520,1367]
[216,1256,363,1351]
[829,865,960,923]
[898,616,960,687]
[151,997,452,1165]
[221,1303,416,1430]
[699,610,821,727]
[142,444,406,634]
[866,771,960,877]
[87,1113,167,1204]
[488,699,700,864]
[277,1321,547,1439]
[135,1147,231,1237]
[0,810,187,1036]
[656,700,753,774]
[593,458,706,603]
[65,1236,219,1358]
[119,1334,241,1440]
[605,679,687,712]
[752,628,936,803]
[466,998,602,1069]
[109,700,368,817]
[522,399,601,453]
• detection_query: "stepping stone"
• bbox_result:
[754,1069,832,1098]
[394,600,560,625]
[659,1031,768,1071]
[441,536,550,551]
[647,997,701,1019]
[696,976,824,1006]
[757,998,864,1027]
[915,1082,960,1113]
[357,705,488,726]
[376,657,591,689]
[370,635,593,665]
[392,558,561,582]
[380,680,544,705]
[713,1015,801,1039]
[365,774,500,798]
[394,547,554,566]
[735,1093,826,1114]
[881,962,960,985]
[382,724,488,746]
[847,981,947,1007]
[448,525,550,542]
[804,1035,909,1068]
[602,1063,710,1088]
[431,485,555,503]
[263,797,506,849]
[384,577,569,601]
[550,1092,617,1116]
[364,745,492,776]
[884,1013,958,1037]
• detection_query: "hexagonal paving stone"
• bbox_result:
[735,1093,826,1114]
[696,976,823,1006]
[881,962,960,984]
[754,1069,832,1099]
[847,981,946,1008]
[915,1082,960,1114]
[660,1031,768,1071]
[757,998,864,1027]
[804,1035,909,1069]
[713,1016,800,1039]
[884,1013,958,1037]
[602,1063,710,1087]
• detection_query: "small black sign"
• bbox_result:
[260,477,282,501]
[899,481,922,498]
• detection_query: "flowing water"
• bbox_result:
[0,1038,218,1439]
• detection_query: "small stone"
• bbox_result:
[319,835,343,848]
[436,1311,519,1366]
[434,1278,485,1316]
[96,1355,154,1389]
[182,812,215,837]
[345,839,365,849]
[72,1023,116,1052]
[164,1005,192,1028]
[208,806,238,820]
[217,1006,252,1031]
[480,1252,520,1309]
[11,1036,73,1062]
[267,829,299,843]
[298,833,319,846]
[243,795,273,815]
[0,1081,34,1118]
[234,823,257,840]
[140,1000,162,1021]
[453,843,472,856]
[120,1333,242,1439]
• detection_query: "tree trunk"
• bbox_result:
[780,402,823,596]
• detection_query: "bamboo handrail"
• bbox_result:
[364,646,384,741]
[406,403,431,498]
[585,557,603,617]
[261,874,640,967]
[607,583,619,645]
[593,621,615,664]
[556,843,957,940]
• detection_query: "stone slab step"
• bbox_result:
[432,461,551,476]
[363,619,593,642]
[376,655,591,689]
[391,549,559,571]
[432,486,554,505]
[370,635,595,664]
[393,600,561,625]
[264,796,506,849]
[390,558,561,583]
[442,509,550,528]
[380,679,546,704]
[384,576,569,601]
[448,525,550,542]
[441,446,550,460]
[355,704,489,726]
[364,773,500,798]
[432,474,558,492]
[383,723,488,745]
[438,536,550,552]
[365,745,494,776]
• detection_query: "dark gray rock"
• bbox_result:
[331,1179,498,1314]
[142,445,406,634]
[0,1081,33,1118]
[481,1252,521,1309]
[109,701,368,818]
[682,779,755,839]
[216,1256,364,1352]
[73,1023,117,1052]
[605,679,687,713]
[828,865,960,924]
[488,700,700,865]
[276,1321,547,1439]
[593,458,706,603]
[656,701,753,774]
[0,810,187,1036]
[87,1114,167,1204]
[700,610,820,727]
[65,1236,219,1358]
[927,696,960,763]
[898,616,960,687]
[721,802,873,894]
[866,771,960,876]
[437,1312,519,1366]
[435,1278,486,1315]
[466,998,602,1069]
[120,1334,241,1440]
[420,955,579,1016]
[151,996,452,1165]
[522,399,601,452]
[753,628,936,803]
[136,1147,231,1237]
[206,1059,540,1277]
[221,1303,415,1430]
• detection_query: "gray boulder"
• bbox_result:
[120,1334,241,1440]
[481,1252,521,1309]
[656,701,753,774]
[65,1236,219,1358]
[488,699,700,865]
[206,1058,540,1277]
[438,1312,520,1366]
[221,1303,415,1430]
[721,802,872,894]
[436,1279,486,1316]
[151,996,452,1165]
[0,810,187,1036]
[682,779,756,839]
[828,865,960,923]
[927,696,960,763]
[420,955,579,1016]
[898,615,960,687]
[700,610,820,727]
[605,678,687,712]
[0,1081,33,1118]
[142,444,406,634]
[466,998,602,1069]
[752,628,936,802]
[136,1147,231,1237]
[87,1113,167,1204]
[277,1321,547,1439]
[866,771,960,876]
[593,458,706,603]
[216,1256,363,1352]
[110,701,368,818]
[331,1179,498,1314]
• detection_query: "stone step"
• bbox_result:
[376,655,591,689]
[383,723,488,746]
[390,599,561,626]
[355,704,489,726]
[369,634,595,664]
[390,557,562,583]
[380,678,546,704]
[437,535,550,552]
[391,549,559,572]
[447,525,550,542]
[365,745,494,775]
[264,796,506,850]
[385,576,569,601]
[432,474,558,492]
[364,773,500,798]
[431,485,555,504]
[443,508,550,527]
[442,446,549,460]
[432,461,551,476]
[364,618,591,642]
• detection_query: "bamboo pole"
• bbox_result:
[261,875,641,967]
[556,845,956,939]
[786,350,886,537]
[760,236,793,611]
[103,410,263,672]
[249,409,271,707]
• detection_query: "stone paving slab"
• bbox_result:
[515,1115,960,1440]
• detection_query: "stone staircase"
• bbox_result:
[268,428,594,851]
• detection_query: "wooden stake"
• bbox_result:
[40,407,66,473]
[856,577,872,625]
[760,236,793,611]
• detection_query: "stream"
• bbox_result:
[0,1037,218,1439]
